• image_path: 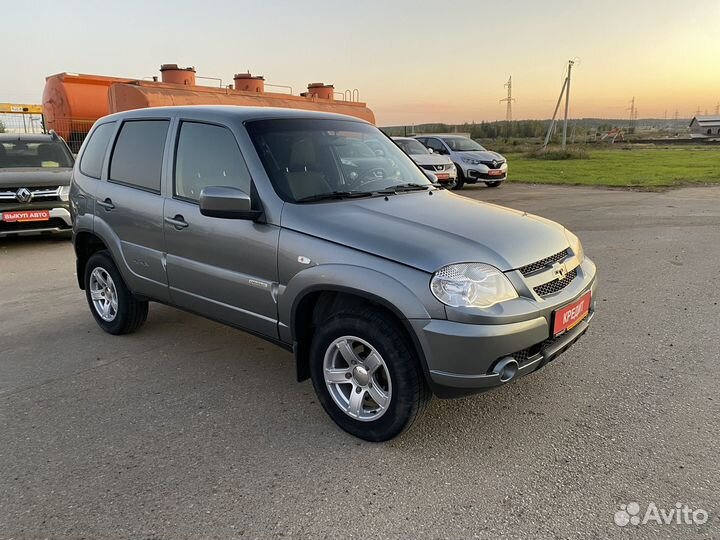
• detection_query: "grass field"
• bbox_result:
[504,147,720,188]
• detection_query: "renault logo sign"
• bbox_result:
[15,188,32,203]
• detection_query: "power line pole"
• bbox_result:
[695,106,701,117]
[499,76,515,137]
[715,102,720,115]
[543,77,568,149]
[561,60,574,150]
[544,60,574,150]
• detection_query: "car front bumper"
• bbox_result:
[411,269,597,398]
[467,170,507,181]
[0,205,72,237]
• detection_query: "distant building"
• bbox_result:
[689,115,720,139]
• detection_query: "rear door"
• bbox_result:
[163,119,280,338]
[94,118,171,302]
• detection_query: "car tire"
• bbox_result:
[84,251,148,335]
[485,181,502,188]
[452,165,465,190]
[309,307,431,441]
[443,178,458,190]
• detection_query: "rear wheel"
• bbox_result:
[485,181,502,188]
[309,307,430,441]
[452,165,465,190]
[84,251,148,335]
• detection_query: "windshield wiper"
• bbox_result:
[376,183,433,194]
[295,190,376,203]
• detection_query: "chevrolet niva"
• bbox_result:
[70,106,597,441]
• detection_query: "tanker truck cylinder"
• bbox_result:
[159,64,196,85]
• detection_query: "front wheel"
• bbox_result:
[485,181,502,188]
[452,165,465,190]
[84,251,148,335]
[309,308,430,441]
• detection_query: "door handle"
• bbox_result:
[165,215,189,230]
[97,198,115,210]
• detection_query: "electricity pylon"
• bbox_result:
[499,76,515,138]
[500,76,515,122]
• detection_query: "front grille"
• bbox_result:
[533,268,577,297]
[519,249,570,276]
[481,160,505,170]
[420,164,447,172]
[0,186,62,204]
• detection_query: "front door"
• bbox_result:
[163,120,280,338]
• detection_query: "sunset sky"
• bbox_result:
[4,0,719,125]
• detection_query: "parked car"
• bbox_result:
[392,136,457,189]
[71,106,596,441]
[0,132,74,237]
[414,135,507,189]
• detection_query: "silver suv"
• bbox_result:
[71,106,596,441]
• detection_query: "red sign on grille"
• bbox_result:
[1,210,51,222]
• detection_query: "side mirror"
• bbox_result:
[199,186,262,220]
[427,148,434,153]
[423,170,438,183]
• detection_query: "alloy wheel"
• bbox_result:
[89,267,118,322]
[323,335,392,421]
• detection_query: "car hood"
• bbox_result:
[0,168,72,187]
[454,150,505,162]
[281,190,569,273]
[409,154,452,167]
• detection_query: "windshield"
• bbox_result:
[395,139,429,155]
[441,137,486,152]
[246,119,432,203]
[0,141,74,169]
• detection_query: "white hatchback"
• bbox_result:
[392,137,457,189]
[414,135,507,189]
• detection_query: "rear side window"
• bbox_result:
[109,120,169,192]
[79,123,115,178]
[174,121,251,201]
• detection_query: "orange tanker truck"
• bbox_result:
[42,64,374,151]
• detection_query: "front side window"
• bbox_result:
[79,122,114,178]
[174,122,251,202]
[441,137,486,152]
[425,138,447,154]
[109,120,169,192]
[395,139,429,155]
[0,140,74,169]
[245,119,431,202]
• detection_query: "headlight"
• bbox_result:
[431,263,518,308]
[566,231,585,263]
[461,157,481,165]
[59,185,70,201]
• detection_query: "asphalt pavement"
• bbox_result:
[1,184,718,539]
